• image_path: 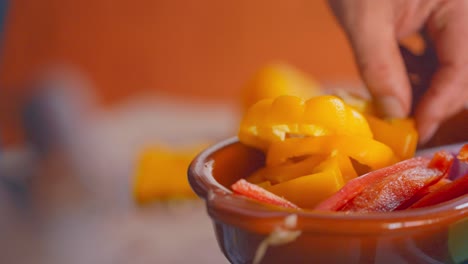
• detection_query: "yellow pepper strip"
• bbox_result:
[238,98,276,151]
[245,168,268,184]
[246,154,328,184]
[241,63,322,112]
[365,115,418,160]
[335,152,358,182]
[267,135,396,171]
[265,158,345,209]
[133,144,206,205]
[238,95,373,151]
[309,152,357,183]
[302,96,373,138]
[256,181,272,189]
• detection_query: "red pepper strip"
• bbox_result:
[340,151,454,212]
[314,157,430,211]
[395,151,455,210]
[396,178,452,210]
[340,166,447,212]
[428,150,455,172]
[315,151,454,212]
[409,173,468,209]
[457,144,468,162]
[231,179,300,209]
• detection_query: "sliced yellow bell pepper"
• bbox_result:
[256,181,272,189]
[234,88,421,210]
[267,135,396,171]
[238,95,373,151]
[246,154,328,184]
[365,115,418,160]
[265,156,345,208]
[335,152,358,182]
[302,96,373,138]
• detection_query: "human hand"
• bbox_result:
[327,0,468,144]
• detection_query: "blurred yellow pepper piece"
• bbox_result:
[133,144,207,204]
[238,95,373,151]
[241,63,322,112]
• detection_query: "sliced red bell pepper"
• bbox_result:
[231,179,299,209]
[314,157,430,211]
[394,150,456,210]
[409,173,468,209]
[396,178,452,210]
[340,166,446,212]
[315,151,454,212]
[428,150,455,172]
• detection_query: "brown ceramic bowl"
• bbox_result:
[188,137,468,264]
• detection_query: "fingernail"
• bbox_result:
[375,96,406,118]
[419,122,439,145]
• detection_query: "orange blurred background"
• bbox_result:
[0,0,360,145]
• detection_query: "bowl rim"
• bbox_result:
[188,137,468,234]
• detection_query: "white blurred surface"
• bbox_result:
[0,76,234,264]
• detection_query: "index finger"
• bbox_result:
[329,0,412,118]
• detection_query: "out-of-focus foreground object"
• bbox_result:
[0,68,232,263]
[241,63,322,112]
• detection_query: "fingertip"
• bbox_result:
[374,96,407,118]
[416,118,439,145]
[350,30,413,120]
